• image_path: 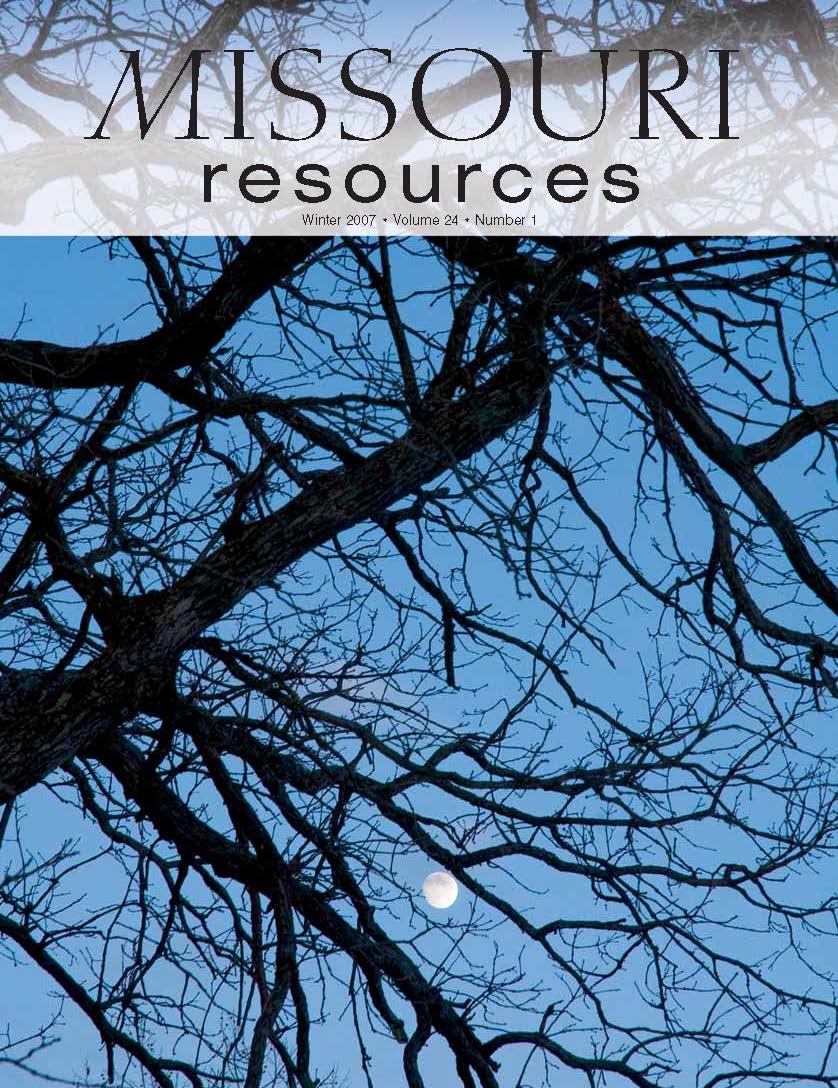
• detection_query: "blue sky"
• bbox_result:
[1,236,838,1088]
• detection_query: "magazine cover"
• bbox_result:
[2,2,838,1086]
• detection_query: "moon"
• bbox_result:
[422,871,459,909]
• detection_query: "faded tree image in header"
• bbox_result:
[2,0,838,233]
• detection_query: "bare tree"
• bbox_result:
[4,4,838,1088]
[3,229,838,1088]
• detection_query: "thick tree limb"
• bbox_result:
[0,237,324,387]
